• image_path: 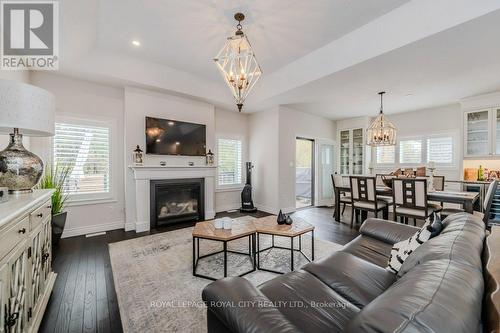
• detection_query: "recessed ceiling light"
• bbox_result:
[405,93,413,97]
[131,40,141,47]
[175,142,180,145]
[168,121,174,126]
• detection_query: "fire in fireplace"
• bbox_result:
[150,178,205,228]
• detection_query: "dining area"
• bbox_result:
[331,173,496,229]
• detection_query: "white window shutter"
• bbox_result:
[376,145,395,164]
[399,139,422,164]
[217,139,242,186]
[427,137,453,164]
[54,123,110,194]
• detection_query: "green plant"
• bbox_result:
[37,164,71,215]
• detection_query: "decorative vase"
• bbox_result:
[206,149,214,166]
[0,130,43,193]
[285,215,293,225]
[51,211,67,245]
[277,210,286,225]
[132,145,143,165]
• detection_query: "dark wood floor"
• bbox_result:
[39,206,360,333]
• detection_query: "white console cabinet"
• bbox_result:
[0,190,56,333]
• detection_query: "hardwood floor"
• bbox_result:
[39,207,359,333]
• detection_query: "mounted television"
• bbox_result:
[145,116,206,156]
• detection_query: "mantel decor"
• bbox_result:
[0,80,55,193]
[214,12,262,112]
[366,91,397,146]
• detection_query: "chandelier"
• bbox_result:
[366,92,397,146]
[214,13,262,112]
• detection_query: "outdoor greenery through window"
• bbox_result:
[53,122,110,195]
[217,138,242,187]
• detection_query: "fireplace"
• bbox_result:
[150,178,205,228]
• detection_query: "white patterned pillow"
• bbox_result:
[386,220,433,274]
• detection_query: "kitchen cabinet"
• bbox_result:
[464,108,500,158]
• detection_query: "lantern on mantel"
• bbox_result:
[133,145,143,165]
[366,92,397,146]
[206,149,214,166]
[214,13,262,112]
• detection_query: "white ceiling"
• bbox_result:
[96,0,410,80]
[58,0,500,119]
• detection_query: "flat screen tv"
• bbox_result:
[145,116,206,156]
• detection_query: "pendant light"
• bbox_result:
[366,92,397,146]
[214,13,262,112]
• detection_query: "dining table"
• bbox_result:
[333,185,479,222]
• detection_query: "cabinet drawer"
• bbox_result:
[0,216,29,260]
[30,199,52,230]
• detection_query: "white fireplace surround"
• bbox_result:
[128,165,216,232]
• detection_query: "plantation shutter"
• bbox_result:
[217,138,242,186]
[54,123,110,194]
[399,139,422,164]
[427,136,453,164]
[376,145,395,164]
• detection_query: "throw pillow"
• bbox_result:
[386,221,433,274]
[426,212,444,238]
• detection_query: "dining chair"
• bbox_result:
[392,178,439,225]
[427,175,445,212]
[332,174,351,217]
[441,180,498,224]
[349,176,388,228]
[375,174,394,205]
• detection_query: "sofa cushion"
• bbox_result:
[359,218,419,245]
[397,212,485,277]
[342,235,393,267]
[259,270,360,333]
[346,259,484,333]
[302,251,396,308]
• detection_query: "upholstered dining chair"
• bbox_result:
[441,180,498,225]
[427,175,445,212]
[392,178,440,225]
[349,176,389,228]
[332,174,351,217]
[375,174,394,205]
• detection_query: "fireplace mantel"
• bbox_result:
[128,165,216,232]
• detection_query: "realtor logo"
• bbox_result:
[1,1,59,70]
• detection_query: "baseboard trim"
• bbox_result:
[255,204,277,215]
[135,221,150,233]
[215,203,241,213]
[282,207,296,214]
[124,222,136,231]
[61,220,125,238]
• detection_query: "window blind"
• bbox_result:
[427,136,453,164]
[376,145,395,164]
[399,139,422,164]
[217,138,242,186]
[54,123,110,194]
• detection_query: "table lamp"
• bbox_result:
[0,79,55,193]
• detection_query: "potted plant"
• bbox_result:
[37,165,71,245]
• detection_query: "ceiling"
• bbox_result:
[58,0,500,119]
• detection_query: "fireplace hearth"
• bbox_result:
[150,178,205,228]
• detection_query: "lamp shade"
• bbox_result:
[0,79,55,136]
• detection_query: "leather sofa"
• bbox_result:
[202,213,486,332]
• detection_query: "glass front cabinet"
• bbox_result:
[464,108,500,158]
[338,128,365,175]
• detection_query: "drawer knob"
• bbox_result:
[47,205,52,209]
[42,251,50,263]
[18,228,26,234]
[6,312,19,327]
[37,213,43,218]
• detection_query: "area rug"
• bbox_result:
[109,216,343,333]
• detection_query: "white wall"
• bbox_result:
[30,72,126,237]
[248,108,280,213]
[371,103,462,182]
[278,106,336,211]
[214,108,249,212]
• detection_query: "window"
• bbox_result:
[217,138,242,187]
[376,145,395,164]
[427,136,453,164]
[399,139,422,164]
[53,122,110,195]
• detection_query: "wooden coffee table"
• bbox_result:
[192,220,256,281]
[253,215,315,274]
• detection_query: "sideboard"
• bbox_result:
[0,189,57,333]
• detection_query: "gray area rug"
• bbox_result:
[109,216,343,333]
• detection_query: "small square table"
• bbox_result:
[192,220,256,281]
[253,216,315,274]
